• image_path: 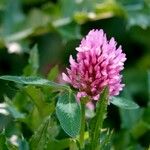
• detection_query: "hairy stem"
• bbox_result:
[90,87,108,150]
[79,102,85,149]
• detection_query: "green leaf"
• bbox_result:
[46,139,70,150]
[148,70,150,103]
[18,138,29,150]
[126,4,150,29]
[100,129,113,149]
[27,9,50,28]
[4,28,33,43]
[56,91,81,137]
[24,86,55,118]
[111,97,139,109]
[6,105,25,119]
[119,108,143,129]
[127,11,150,29]
[0,75,69,90]
[47,65,59,81]
[57,22,81,41]
[6,140,18,150]
[5,95,25,119]
[131,120,150,139]
[74,0,126,24]
[0,131,8,150]
[0,100,25,120]
[2,0,25,36]
[90,87,109,150]
[59,0,94,18]
[23,45,39,76]
[95,1,126,18]
[30,116,57,150]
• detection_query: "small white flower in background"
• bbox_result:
[7,42,22,54]
[0,103,9,115]
[0,103,7,108]
[9,135,19,146]
[88,12,96,19]
[0,109,9,115]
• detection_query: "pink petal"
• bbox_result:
[62,73,71,83]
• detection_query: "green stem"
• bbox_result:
[79,101,85,149]
[90,87,108,150]
[91,105,106,150]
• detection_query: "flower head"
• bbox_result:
[62,29,126,101]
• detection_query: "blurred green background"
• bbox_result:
[0,0,150,149]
